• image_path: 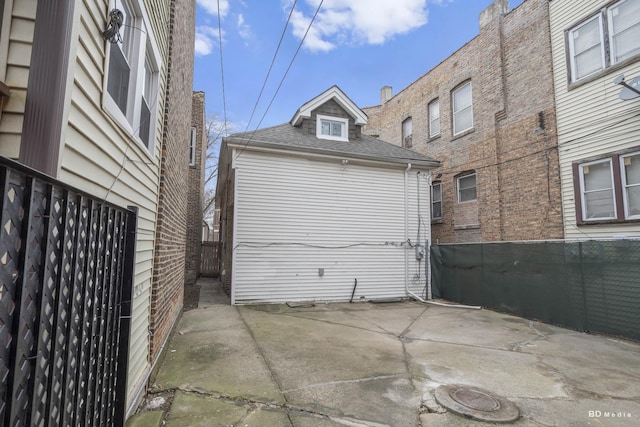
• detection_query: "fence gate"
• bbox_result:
[0,157,136,426]
[200,241,220,277]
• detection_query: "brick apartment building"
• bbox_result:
[185,91,207,284]
[363,0,564,243]
[150,0,197,361]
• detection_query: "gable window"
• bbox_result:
[402,117,413,148]
[317,114,348,141]
[457,173,477,203]
[104,0,161,151]
[432,182,442,219]
[568,0,640,82]
[428,99,440,138]
[189,126,197,166]
[452,82,473,135]
[574,150,640,223]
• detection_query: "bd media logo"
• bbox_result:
[589,411,632,418]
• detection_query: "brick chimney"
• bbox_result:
[380,86,393,104]
[479,0,509,30]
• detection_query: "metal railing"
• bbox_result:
[0,156,137,426]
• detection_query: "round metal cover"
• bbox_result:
[435,384,520,423]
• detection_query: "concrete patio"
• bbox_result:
[128,278,640,426]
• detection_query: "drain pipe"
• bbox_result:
[404,165,481,310]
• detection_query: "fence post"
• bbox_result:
[114,206,137,425]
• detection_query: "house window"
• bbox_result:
[316,114,349,141]
[428,99,440,138]
[568,0,640,82]
[104,0,161,151]
[432,182,442,219]
[452,82,473,135]
[574,150,640,223]
[402,117,413,148]
[579,159,616,220]
[189,126,197,166]
[622,153,640,218]
[457,173,477,203]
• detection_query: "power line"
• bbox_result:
[243,0,298,134]
[217,0,229,138]
[233,0,325,161]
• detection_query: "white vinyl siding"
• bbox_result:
[550,0,640,238]
[65,0,168,411]
[230,150,429,304]
[0,0,35,158]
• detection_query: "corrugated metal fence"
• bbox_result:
[0,156,136,426]
[431,240,640,341]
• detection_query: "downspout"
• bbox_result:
[404,163,411,302]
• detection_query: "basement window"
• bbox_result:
[317,114,349,141]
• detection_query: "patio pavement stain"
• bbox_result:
[132,278,640,426]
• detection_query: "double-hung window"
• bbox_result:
[402,117,413,148]
[431,182,442,219]
[575,151,640,223]
[317,114,348,141]
[428,99,440,138]
[452,82,473,135]
[105,0,160,151]
[189,127,197,166]
[568,0,640,82]
[457,173,477,203]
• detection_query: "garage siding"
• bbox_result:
[231,150,431,304]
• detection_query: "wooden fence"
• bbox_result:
[200,242,220,277]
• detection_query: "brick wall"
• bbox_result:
[185,92,206,284]
[150,0,195,361]
[363,0,563,243]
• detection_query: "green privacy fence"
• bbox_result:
[431,240,640,342]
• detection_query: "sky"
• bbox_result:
[193,0,525,135]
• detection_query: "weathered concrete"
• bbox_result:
[137,279,640,426]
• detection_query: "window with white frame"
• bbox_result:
[402,117,413,148]
[568,0,640,82]
[432,182,442,219]
[316,114,349,141]
[428,99,440,138]
[189,127,196,166]
[452,82,473,135]
[457,173,477,203]
[104,0,160,151]
[574,150,640,223]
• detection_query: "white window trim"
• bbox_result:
[457,173,477,203]
[607,0,640,65]
[578,158,617,221]
[102,0,163,154]
[432,182,442,219]
[621,151,640,220]
[189,127,197,166]
[429,99,440,138]
[402,117,413,148]
[316,114,349,142]
[0,0,13,82]
[568,14,605,82]
[452,82,473,136]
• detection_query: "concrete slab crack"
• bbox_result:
[512,321,550,352]
[281,374,405,393]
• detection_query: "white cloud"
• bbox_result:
[195,25,220,56]
[197,0,230,17]
[288,0,431,52]
[237,13,252,42]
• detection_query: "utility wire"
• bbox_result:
[243,0,298,133]
[217,0,229,138]
[233,0,325,161]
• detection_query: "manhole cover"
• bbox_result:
[435,385,520,423]
[451,387,501,411]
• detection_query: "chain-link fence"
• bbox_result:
[431,240,640,341]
